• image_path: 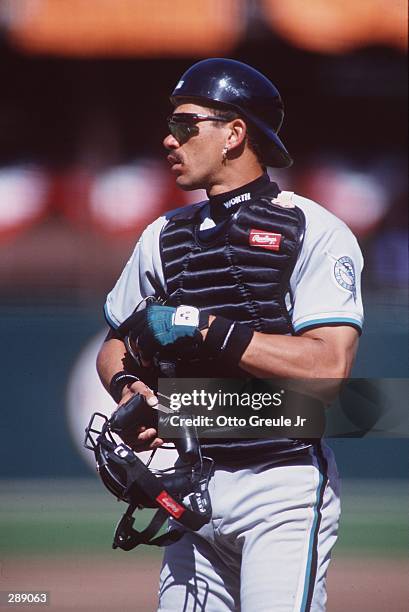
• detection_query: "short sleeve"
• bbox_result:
[290,225,364,334]
[104,216,167,329]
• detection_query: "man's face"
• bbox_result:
[163,102,231,192]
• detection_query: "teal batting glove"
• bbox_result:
[136,304,209,359]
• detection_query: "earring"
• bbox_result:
[222,145,229,162]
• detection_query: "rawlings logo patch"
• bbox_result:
[156,491,185,519]
[249,229,282,251]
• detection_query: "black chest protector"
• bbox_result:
[158,184,316,463]
[160,183,305,337]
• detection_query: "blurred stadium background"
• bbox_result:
[0,1,408,610]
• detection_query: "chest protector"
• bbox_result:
[159,188,314,462]
[160,188,305,335]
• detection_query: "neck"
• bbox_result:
[206,160,265,198]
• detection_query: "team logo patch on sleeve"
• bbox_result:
[333,256,356,299]
[249,229,282,251]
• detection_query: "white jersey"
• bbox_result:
[104,191,364,334]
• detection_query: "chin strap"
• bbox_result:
[113,505,183,550]
[109,448,213,550]
[111,468,213,550]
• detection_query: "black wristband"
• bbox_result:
[198,310,210,330]
[203,316,233,358]
[203,317,254,366]
[109,371,140,404]
[221,322,254,365]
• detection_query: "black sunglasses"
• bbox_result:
[167,113,231,143]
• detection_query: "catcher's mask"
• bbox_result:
[84,412,213,550]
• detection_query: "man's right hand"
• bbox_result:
[113,381,164,451]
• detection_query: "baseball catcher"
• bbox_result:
[95,58,363,611]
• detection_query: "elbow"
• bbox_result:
[310,344,353,380]
[96,345,104,377]
[308,358,351,404]
[303,330,358,392]
[316,355,352,380]
[323,364,349,380]
[96,330,119,379]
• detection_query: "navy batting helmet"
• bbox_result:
[170,58,292,168]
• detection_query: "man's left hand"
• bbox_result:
[134,304,208,360]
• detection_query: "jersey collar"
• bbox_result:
[209,173,278,223]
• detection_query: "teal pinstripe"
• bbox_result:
[294,317,362,333]
[299,448,327,611]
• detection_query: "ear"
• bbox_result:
[225,118,247,152]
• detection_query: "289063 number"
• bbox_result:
[6,592,48,604]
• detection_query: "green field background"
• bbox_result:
[0,303,407,610]
[1,478,407,559]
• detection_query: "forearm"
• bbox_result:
[97,329,159,402]
[96,329,162,449]
[96,331,129,393]
[239,328,358,379]
[201,316,358,380]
